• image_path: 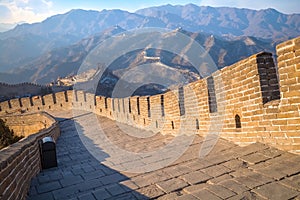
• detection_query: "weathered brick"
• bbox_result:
[272,120,287,126]
[277,44,295,55]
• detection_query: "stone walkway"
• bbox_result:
[28,111,300,199]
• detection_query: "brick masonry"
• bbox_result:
[0,112,60,200]
[0,36,300,200]
[0,36,299,155]
[1,112,56,137]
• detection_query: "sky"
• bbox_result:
[0,0,300,24]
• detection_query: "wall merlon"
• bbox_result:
[276,40,295,52]
[65,90,73,102]
[43,93,54,105]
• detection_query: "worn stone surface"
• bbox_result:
[253,182,299,200]
[191,189,222,200]
[27,111,300,200]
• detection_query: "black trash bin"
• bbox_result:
[40,136,57,169]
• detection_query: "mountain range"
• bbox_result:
[0,4,299,89]
[136,4,300,39]
[0,27,275,86]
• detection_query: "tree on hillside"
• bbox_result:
[0,119,23,149]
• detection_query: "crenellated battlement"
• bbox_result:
[1,36,300,154]
[0,82,70,103]
[0,82,47,87]
[0,36,300,200]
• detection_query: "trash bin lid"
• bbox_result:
[41,136,55,151]
[42,136,54,143]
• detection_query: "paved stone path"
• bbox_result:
[28,111,300,199]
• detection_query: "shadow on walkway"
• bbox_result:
[27,112,300,200]
[27,116,147,200]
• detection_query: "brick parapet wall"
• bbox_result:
[275,36,300,152]
[0,112,60,200]
[0,90,72,115]
[1,112,55,137]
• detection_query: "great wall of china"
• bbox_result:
[0,36,299,199]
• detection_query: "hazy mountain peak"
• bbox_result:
[67,8,90,13]
[262,8,280,13]
[0,4,299,78]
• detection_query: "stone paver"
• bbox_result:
[176,194,199,200]
[200,165,232,178]
[27,111,300,199]
[206,184,236,199]
[92,188,111,200]
[253,182,299,200]
[218,179,249,194]
[240,153,270,165]
[180,171,212,185]
[192,189,222,200]
[156,178,189,193]
[136,185,165,199]
[183,184,207,194]
[36,181,62,193]
[227,191,266,200]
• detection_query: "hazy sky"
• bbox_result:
[1,0,300,24]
